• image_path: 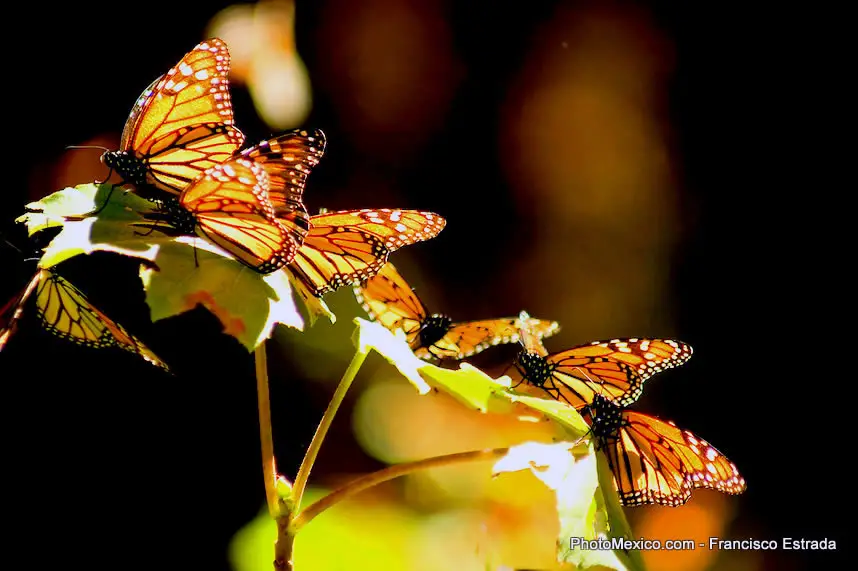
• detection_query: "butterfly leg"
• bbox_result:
[133,222,162,237]
[133,200,176,237]
[86,182,120,216]
[62,182,122,221]
[94,165,115,186]
[503,361,525,387]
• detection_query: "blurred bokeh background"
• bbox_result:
[1,1,844,570]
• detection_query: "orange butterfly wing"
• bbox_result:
[1,270,167,369]
[515,338,692,409]
[588,396,745,506]
[104,38,245,196]
[179,158,300,273]
[354,261,427,347]
[289,209,446,297]
[420,317,560,361]
[239,129,326,214]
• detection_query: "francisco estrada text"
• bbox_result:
[569,537,836,551]
[709,538,837,550]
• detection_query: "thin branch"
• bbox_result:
[255,343,278,518]
[277,349,370,570]
[290,446,511,532]
[291,349,368,513]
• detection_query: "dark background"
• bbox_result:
[1,2,846,570]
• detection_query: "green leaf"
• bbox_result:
[492,442,631,571]
[18,184,162,266]
[352,318,431,393]
[290,275,336,326]
[506,393,591,436]
[138,237,303,349]
[17,184,311,350]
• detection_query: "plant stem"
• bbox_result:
[289,446,511,532]
[291,349,368,513]
[277,349,369,569]
[255,343,278,518]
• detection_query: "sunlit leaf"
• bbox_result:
[17,184,306,349]
[353,318,431,393]
[289,273,335,325]
[506,394,591,436]
[139,239,302,349]
[493,442,633,571]
[18,184,160,266]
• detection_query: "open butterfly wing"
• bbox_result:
[354,262,427,346]
[122,38,238,150]
[36,271,168,370]
[117,38,245,195]
[422,316,560,361]
[605,410,746,507]
[289,209,446,297]
[545,338,692,408]
[180,158,299,273]
[239,129,326,215]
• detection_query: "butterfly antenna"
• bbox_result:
[1,235,24,255]
[65,144,110,152]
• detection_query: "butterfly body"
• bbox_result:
[101,150,147,187]
[582,393,628,445]
[582,394,746,507]
[417,313,453,349]
[514,351,555,388]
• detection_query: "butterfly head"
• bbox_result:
[156,198,197,235]
[101,150,146,186]
[580,394,624,446]
[419,314,452,348]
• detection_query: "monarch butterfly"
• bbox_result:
[512,320,692,409]
[582,394,746,506]
[101,38,245,199]
[287,209,447,297]
[0,269,168,370]
[156,157,302,273]
[355,262,560,360]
